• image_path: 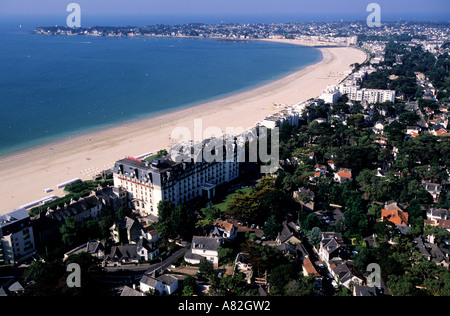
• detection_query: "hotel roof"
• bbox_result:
[0,209,29,228]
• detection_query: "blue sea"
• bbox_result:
[0,16,322,156]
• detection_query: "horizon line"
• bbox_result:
[0,13,449,22]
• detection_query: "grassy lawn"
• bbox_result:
[214,187,253,212]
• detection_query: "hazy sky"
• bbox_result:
[1,0,449,23]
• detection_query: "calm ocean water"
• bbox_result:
[0,17,321,156]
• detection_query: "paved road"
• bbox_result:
[105,244,191,275]
[406,101,428,131]
[146,245,190,275]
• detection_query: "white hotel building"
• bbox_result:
[323,84,396,104]
[0,209,36,266]
[113,137,239,217]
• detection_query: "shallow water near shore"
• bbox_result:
[0,22,321,157]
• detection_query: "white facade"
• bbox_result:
[260,116,284,129]
[0,209,36,266]
[320,86,342,104]
[140,275,179,295]
[185,236,223,266]
[113,138,239,217]
[338,84,396,104]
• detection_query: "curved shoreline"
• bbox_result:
[0,40,367,214]
[0,41,322,162]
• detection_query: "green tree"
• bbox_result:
[307,227,322,247]
[182,276,198,296]
[65,252,104,295]
[303,213,320,231]
[156,200,196,239]
[387,274,421,296]
[198,201,222,227]
[347,113,365,129]
[263,214,282,240]
[399,112,420,126]
[217,246,234,266]
[225,191,259,223]
[241,241,282,278]
[209,273,248,296]
[268,264,297,296]
[60,217,81,248]
[22,259,66,296]
[283,275,316,296]
[199,258,214,276]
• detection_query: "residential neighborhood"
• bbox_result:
[1,19,450,298]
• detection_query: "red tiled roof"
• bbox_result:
[437,130,450,137]
[337,170,352,178]
[302,257,321,277]
[213,220,235,232]
[437,219,450,230]
[382,209,409,226]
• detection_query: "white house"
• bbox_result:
[372,122,384,134]
[139,274,179,295]
[209,220,237,240]
[137,239,160,261]
[334,168,352,183]
[330,262,363,290]
[184,236,223,266]
[406,126,421,136]
[422,182,442,201]
[318,232,348,264]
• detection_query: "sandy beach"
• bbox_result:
[0,39,367,215]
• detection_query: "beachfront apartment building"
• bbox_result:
[113,137,239,217]
[320,85,341,104]
[321,83,395,104]
[259,99,324,130]
[335,84,396,104]
[0,209,36,266]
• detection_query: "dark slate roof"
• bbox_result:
[354,286,377,296]
[277,222,299,244]
[0,287,8,297]
[137,239,158,252]
[422,182,442,192]
[192,236,222,251]
[428,208,450,220]
[108,245,139,261]
[321,232,346,253]
[86,240,105,254]
[332,263,358,284]
[121,285,144,296]
[184,249,204,261]
[140,275,159,288]
[157,274,178,285]
[428,243,449,264]
[113,137,237,184]
[45,196,102,222]
[0,209,29,228]
[413,237,431,258]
